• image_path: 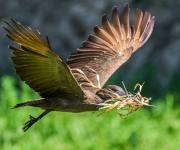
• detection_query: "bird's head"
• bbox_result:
[96,85,125,101]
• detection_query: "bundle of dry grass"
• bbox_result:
[97,83,154,117]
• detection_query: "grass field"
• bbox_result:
[0,75,180,150]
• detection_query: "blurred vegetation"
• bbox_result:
[0,75,180,150]
[1,1,180,149]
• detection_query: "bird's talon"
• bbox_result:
[29,115,35,120]
[24,120,31,125]
[22,115,37,132]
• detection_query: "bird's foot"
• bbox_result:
[23,115,37,132]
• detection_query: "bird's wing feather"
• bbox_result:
[3,18,85,99]
[67,3,155,89]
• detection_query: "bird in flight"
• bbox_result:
[3,3,155,132]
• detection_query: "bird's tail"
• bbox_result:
[13,98,50,109]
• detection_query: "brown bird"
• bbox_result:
[3,3,155,132]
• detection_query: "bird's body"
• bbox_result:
[14,90,103,112]
[3,3,155,131]
[14,85,125,112]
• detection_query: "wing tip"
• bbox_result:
[123,2,130,15]
[151,16,155,22]
[102,14,108,25]
[94,25,100,33]
[150,16,155,29]
[2,18,5,23]
[10,17,16,23]
[112,6,118,13]
[140,16,155,47]
[124,3,129,10]
[46,35,52,50]
[112,6,119,19]
[2,19,9,26]
[102,14,107,21]
[136,8,143,14]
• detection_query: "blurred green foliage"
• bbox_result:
[0,75,180,150]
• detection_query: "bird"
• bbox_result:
[3,3,155,132]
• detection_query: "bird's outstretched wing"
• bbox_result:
[3,18,85,99]
[67,3,155,89]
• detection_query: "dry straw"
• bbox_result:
[97,82,155,117]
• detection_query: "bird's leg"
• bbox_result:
[23,109,52,132]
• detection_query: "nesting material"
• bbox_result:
[97,83,154,117]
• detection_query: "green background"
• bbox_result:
[1,0,180,149]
